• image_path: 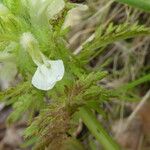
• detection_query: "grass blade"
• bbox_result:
[79,107,120,150]
[120,74,150,91]
[115,0,150,12]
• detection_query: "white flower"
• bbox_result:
[25,0,65,25]
[20,32,65,91]
[0,3,9,16]
[32,60,64,91]
[63,4,88,29]
[47,0,65,19]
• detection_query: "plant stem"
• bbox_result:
[115,0,150,12]
[79,107,120,150]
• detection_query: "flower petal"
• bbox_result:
[26,0,65,25]
[48,60,65,81]
[32,59,64,91]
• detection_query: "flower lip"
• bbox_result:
[32,59,65,91]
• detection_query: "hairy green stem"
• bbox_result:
[79,107,120,150]
[115,0,150,12]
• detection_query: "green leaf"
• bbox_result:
[115,0,150,12]
[0,81,31,102]
[77,23,150,64]
[63,139,85,150]
[7,94,32,123]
